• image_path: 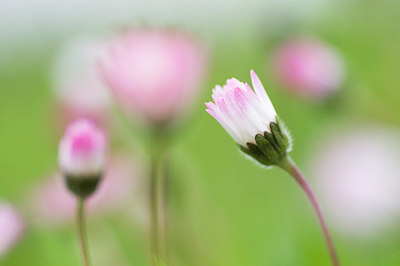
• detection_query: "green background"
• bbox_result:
[1,0,400,265]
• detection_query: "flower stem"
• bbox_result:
[279,157,340,266]
[77,198,91,266]
[149,127,170,265]
[160,153,169,263]
[150,152,169,265]
[150,153,160,264]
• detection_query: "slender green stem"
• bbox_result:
[77,198,91,266]
[279,157,340,266]
[150,153,162,265]
[149,127,170,265]
[160,153,169,263]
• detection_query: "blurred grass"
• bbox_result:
[1,0,400,265]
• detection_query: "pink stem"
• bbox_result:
[281,158,340,266]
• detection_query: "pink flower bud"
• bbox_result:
[98,29,207,125]
[0,202,25,258]
[52,36,111,127]
[272,37,345,99]
[58,119,107,177]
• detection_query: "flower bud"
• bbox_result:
[58,119,107,198]
[206,70,291,167]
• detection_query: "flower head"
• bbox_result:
[0,202,25,258]
[59,119,107,177]
[98,29,207,125]
[206,70,290,166]
[58,119,107,197]
[272,37,345,99]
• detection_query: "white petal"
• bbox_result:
[250,70,277,121]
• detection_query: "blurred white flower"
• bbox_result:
[310,125,400,237]
[52,36,111,126]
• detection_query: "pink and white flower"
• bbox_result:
[205,70,277,147]
[0,202,25,258]
[98,29,207,124]
[52,36,111,127]
[272,37,345,99]
[59,119,107,177]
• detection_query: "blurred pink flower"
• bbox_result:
[272,37,345,99]
[59,119,107,177]
[33,156,138,224]
[52,36,111,127]
[98,29,207,125]
[310,125,400,237]
[0,202,25,258]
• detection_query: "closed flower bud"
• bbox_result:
[58,119,107,198]
[206,70,291,167]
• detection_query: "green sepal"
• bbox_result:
[240,144,272,166]
[274,118,290,148]
[270,121,289,156]
[263,131,280,152]
[255,134,280,161]
[239,118,291,167]
[64,174,102,199]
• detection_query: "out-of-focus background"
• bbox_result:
[1,0,400,265]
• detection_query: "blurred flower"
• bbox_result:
[59,119,107,178]
[32,156,139,224]
[98,28,207,125]
[206,70,290,167]
[272,37,345,99]
[310,125,400,237]
[0,202,25,258]
[52,36,111,127]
